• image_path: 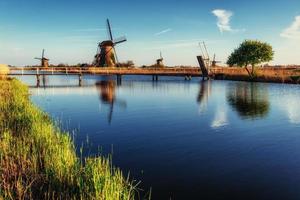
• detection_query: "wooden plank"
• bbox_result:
[196,56,208,77]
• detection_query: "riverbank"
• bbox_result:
[211,66,300,84]
[0,79,137,199]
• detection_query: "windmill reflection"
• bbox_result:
[96,80,126,124]
[226,82,270,119]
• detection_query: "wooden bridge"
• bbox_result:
[9,67,204,86]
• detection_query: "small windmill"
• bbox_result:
[156,51,164,67]
[93,19,127,67]
[211,54,221,67]
[35,49,49,67]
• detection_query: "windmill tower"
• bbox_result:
[35,49,49,68]
[93,19,127,67]
[156,51,164,67]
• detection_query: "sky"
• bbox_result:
[0,0,300,66]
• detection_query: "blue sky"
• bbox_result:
[0,0,300,66]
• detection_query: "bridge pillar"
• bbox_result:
[117,75,122,86]
[79,74,82,86]
[153,75,158,81]
[152,75,158,81]
[36,74,40,87]
[185,75,192,81]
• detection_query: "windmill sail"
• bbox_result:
[107,19,113,41]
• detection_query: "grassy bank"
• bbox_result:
[0,79,137,199]
[212,66,300,84]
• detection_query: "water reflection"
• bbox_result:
[197,81,211,113]
[227,82,270,119]
[95,80,126,124]
[197,81,228,128]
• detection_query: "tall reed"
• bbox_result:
[0,79,137,200]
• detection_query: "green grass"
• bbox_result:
[0,78,138,200]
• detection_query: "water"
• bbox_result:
[15,74,300,200]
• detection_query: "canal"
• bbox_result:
[15,75,300,199]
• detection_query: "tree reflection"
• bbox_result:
[226,83,270,119]
[96,80,126,124]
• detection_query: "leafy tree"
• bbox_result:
[227,40,274,77]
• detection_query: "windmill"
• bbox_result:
[156,51,164,67]
[35,49,49,68]
[211,54,221,67]
[93,19,127,67]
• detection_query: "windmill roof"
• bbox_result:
[100,40,114,47]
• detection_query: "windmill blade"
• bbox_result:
[34,57,42,60]
[113,36,127,45]
[107,19,113,41]
[108,103,114,124]
[42,49,45,59]
[113,46,119,64]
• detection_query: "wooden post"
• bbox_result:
[197,56,209,79]
[36,74,40,87]
[79,74,82,86]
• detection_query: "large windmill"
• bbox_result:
[156,51,164,67]
[35,49,49,68]
[93,19,127,67]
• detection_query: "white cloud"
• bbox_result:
[154,28,172,36]
[280,16,300,39]
[212,9,244,33]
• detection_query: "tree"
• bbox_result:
[227,40,274,77]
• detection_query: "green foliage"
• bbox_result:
[0,79,137,200]
[227,40,274,77]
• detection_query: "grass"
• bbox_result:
[211,67,300,83]
[0,78,138,200]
